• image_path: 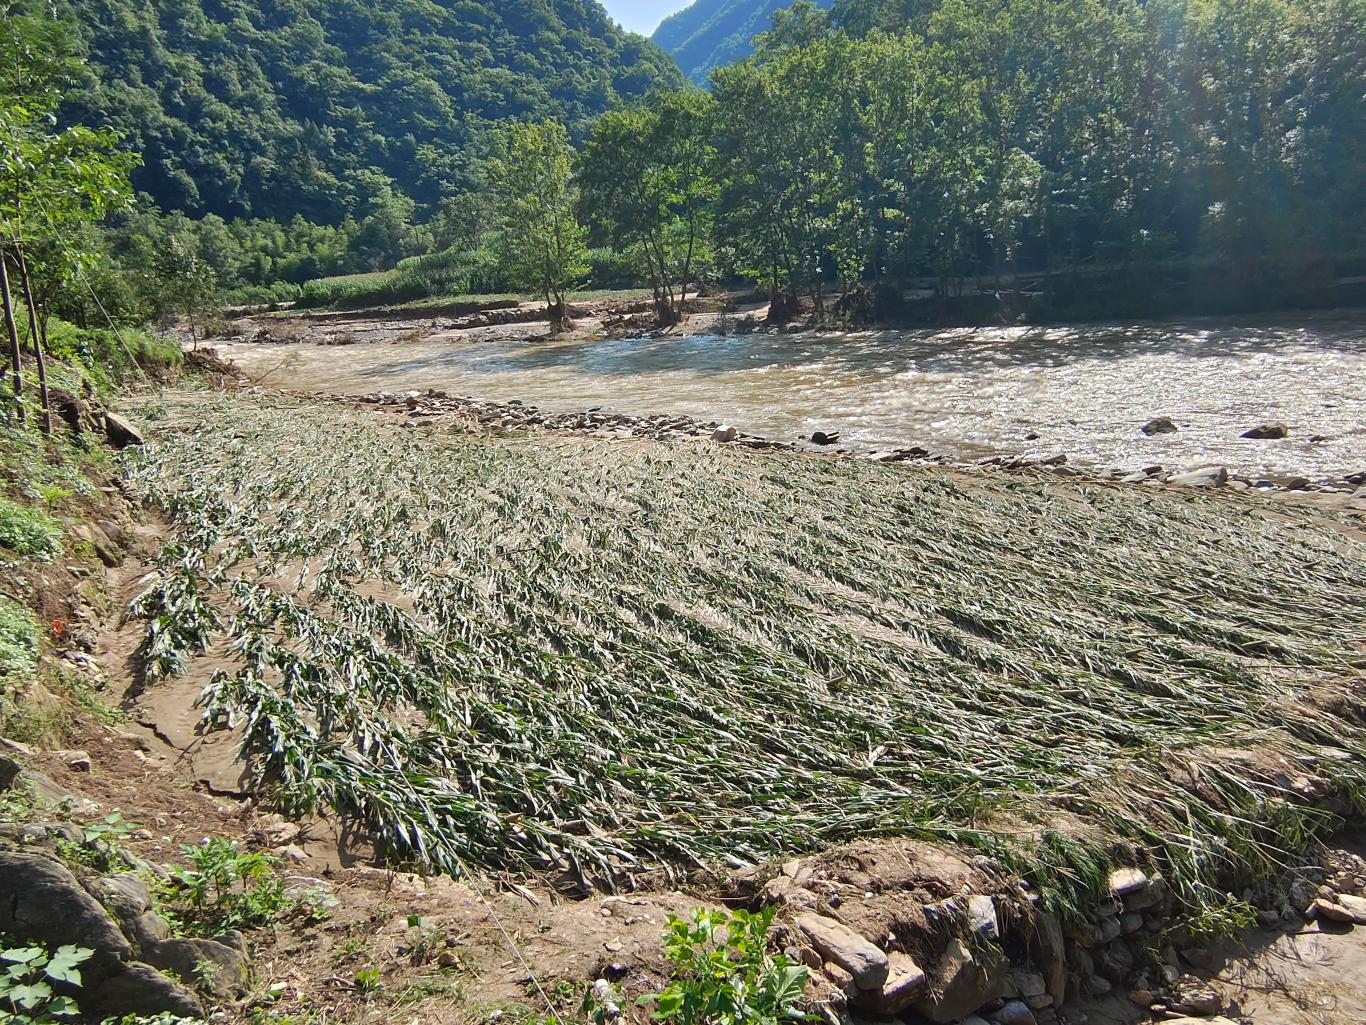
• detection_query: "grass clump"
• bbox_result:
[120,392,1366,912]
[0,499,62,562]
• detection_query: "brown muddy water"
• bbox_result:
[220,311,1366,477]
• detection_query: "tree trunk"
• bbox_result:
[15,248,50,436]
[0,252,23,423]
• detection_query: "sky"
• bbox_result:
[601,0,687,35]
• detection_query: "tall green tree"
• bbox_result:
[578,90,717,324]
[484,121,588,332]
[2,1,133,431]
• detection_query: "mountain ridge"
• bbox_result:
[652,0,833,84]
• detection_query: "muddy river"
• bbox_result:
[220,311,1366,477]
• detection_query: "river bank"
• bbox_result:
[212,302,1366,486]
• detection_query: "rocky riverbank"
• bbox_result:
[341,387,1366,503]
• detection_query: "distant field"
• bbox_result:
[297,245,652,312]
[124,391,1366,911]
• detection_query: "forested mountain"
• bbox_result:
[54,0,684,223]
[652,0,832,84]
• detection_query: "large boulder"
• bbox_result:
[1141,417,1178,436]
[147,937,249,999]
[0,852,206,1019]
[84,963,204,1019]
[104,411,144,448]
[0,852,132,980]
[795,914,889,990]
[911,936,1009,1024]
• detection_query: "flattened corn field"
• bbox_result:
[123,391,1366,909]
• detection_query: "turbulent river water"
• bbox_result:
[221,310,1366,478]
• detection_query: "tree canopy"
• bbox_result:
[54,0,684,222]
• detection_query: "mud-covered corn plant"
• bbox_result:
[120,393,1366,914]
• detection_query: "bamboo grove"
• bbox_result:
[123,393,1366,912]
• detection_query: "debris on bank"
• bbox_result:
[341,388,1366,500]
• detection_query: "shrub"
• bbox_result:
[641,908,808,1025]
[0,600,41,680]
[160,839,311,935]
[296,246,509,309]
[44,320,182,390]
[0,500,62,561]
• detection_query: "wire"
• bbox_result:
[453,853,564,1023]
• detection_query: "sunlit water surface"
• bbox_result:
[220,312,1366,477]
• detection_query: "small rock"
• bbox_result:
[850,951,926,1014]
[795,914,889,990]
[912,936,1007,1023]
[1141,417,1178,436]
[1167,465,1228,487]
[990,999,1037,1025]
[1241,423,1288,440]
[1011,971,1047,999]
[104,412,144,448]
[1315,895,1366,925]
[1096,916,1123,944]
[968,894,999,939]
[57,750,92,772]
[1169,985,1223,1016]
[1028,911,1067,1002]
[712,425,738,443]
[1084,974,1112,996]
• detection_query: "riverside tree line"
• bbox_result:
[4,0,1366,368]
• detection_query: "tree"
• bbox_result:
[150,236,217,349]
[483,121,588,332]
[578,90,717,324]
[1,1,133,431]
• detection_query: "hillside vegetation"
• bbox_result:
[55,0,683,221]
[653,0,834,84]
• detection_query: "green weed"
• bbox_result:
[640,908,808,1025]
[0,942,92,1025]
[0,600,41,681]
[160,839,294,935]
[0,499,62,561]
